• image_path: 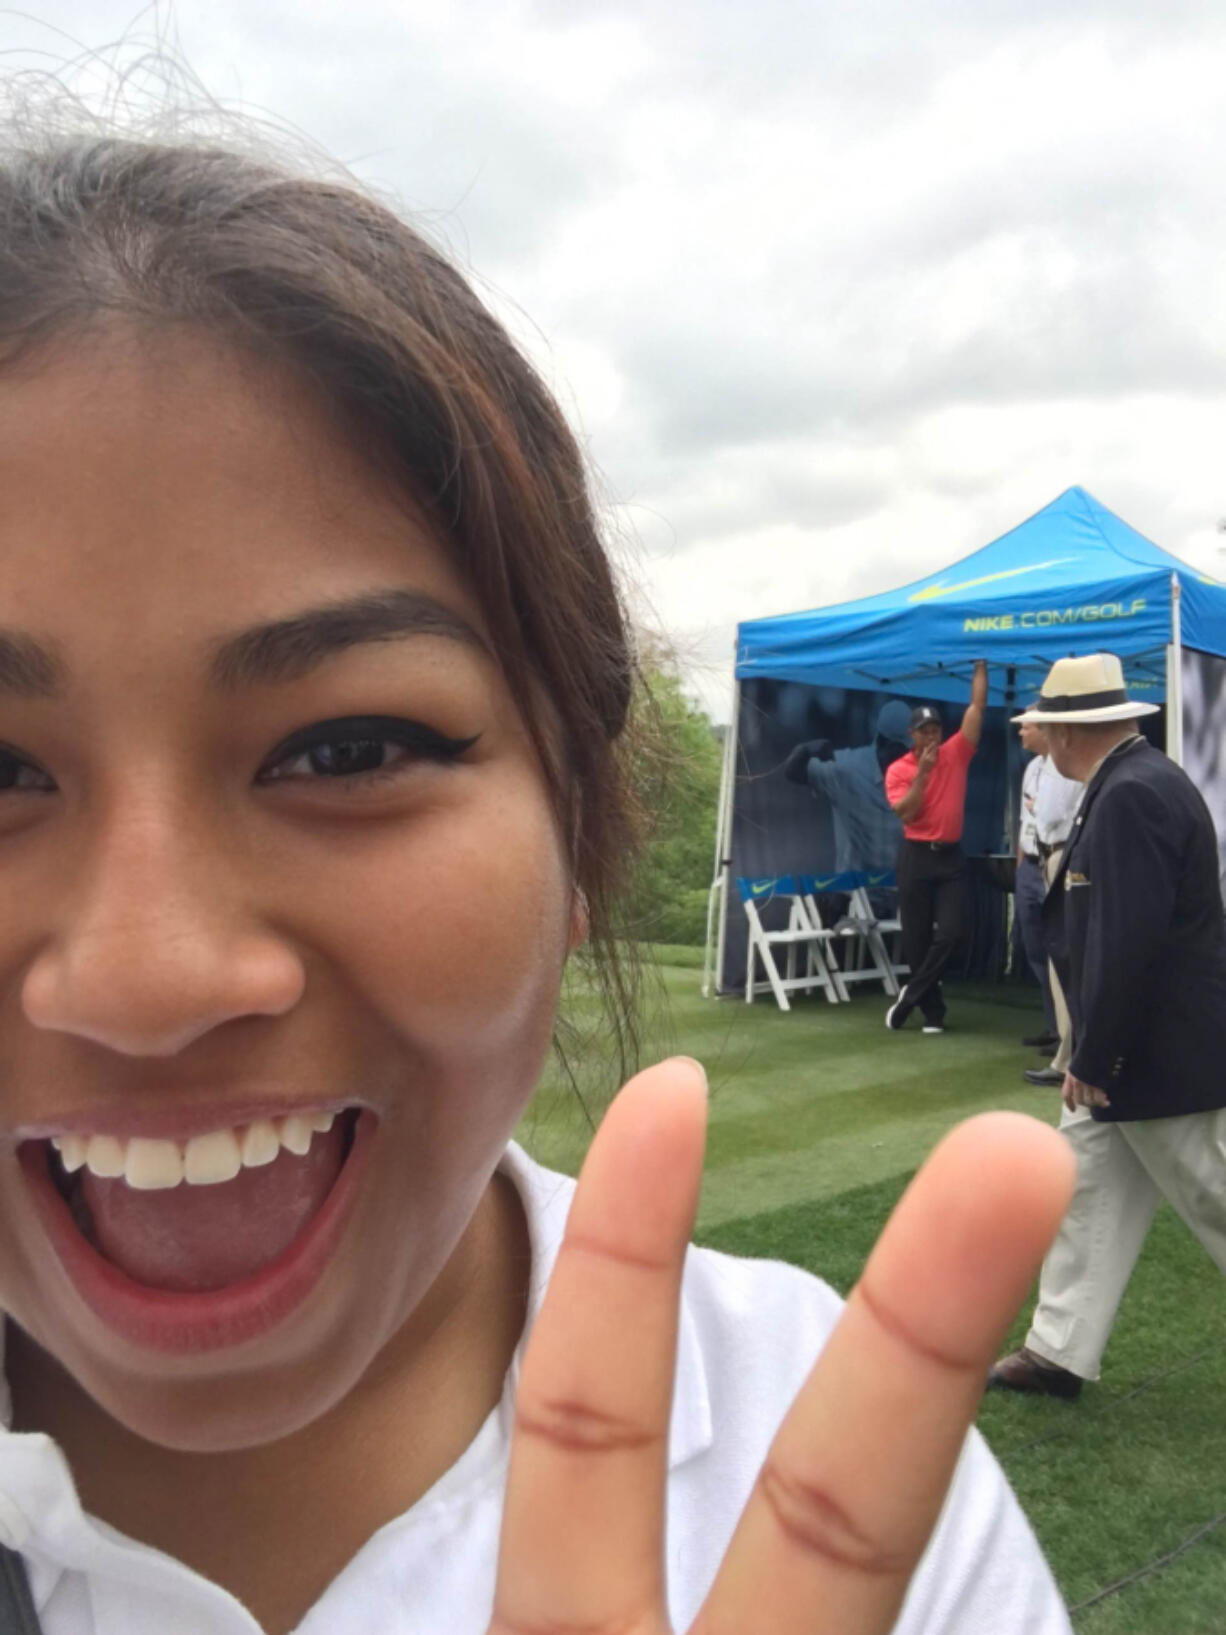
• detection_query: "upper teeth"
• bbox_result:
[50,1112,338,1191]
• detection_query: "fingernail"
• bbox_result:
[671,1055,708,1091]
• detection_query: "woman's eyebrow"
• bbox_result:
[209,590,490,691]
[0,631,65,699]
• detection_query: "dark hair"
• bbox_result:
[0,134,644,1083]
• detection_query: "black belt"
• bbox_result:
[0,1546,39,1634]
[1036,840,1065,861]
[905,838,960,853]
[1022,851,1041,865]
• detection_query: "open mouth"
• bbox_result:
[41,1108,360,1292]
[20,1107,371,1352]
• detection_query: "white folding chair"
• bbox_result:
[738,875,845,1011]
[801,872,898,999]
[850,873,909,993]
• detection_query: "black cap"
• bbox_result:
[909,705,940,730]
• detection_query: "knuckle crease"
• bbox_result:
[514,1397,662,1456]
[560,1233,675,1276]
[758,1459,910,1578]
[854,1278,973,1375]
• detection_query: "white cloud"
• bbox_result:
[7,1,1226,720]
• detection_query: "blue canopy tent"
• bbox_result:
[705,486,1226,996]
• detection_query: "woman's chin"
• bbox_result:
[93,1365,364,1454]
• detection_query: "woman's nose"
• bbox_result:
[20,806,306,1057]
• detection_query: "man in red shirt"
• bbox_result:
[883,660,988,1033]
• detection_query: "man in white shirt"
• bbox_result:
[1015,720,1060,1055]
[1017,718,1083,1089]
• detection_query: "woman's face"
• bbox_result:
[0,328,576,1450]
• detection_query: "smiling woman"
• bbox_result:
[0,128,1075,1635]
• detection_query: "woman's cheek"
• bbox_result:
[327,779,572,1046]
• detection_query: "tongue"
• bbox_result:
[79,1124,347,1293]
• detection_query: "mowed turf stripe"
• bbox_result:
[697,1003,1062,1227]
[523,981,1059,1210]
[698,1090,1062,1229]
[702,1055,1060,1157]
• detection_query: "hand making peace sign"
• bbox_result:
[492,1059,1074,1635]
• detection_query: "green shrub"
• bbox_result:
[627,650,722,945]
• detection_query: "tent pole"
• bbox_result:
[1004,664,1017,852]
[703,677,741,998]
[1166,572,1184,766]
[1002,664,1018,984]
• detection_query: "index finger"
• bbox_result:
[695,1113,1074,1635]
[492,1057,707,1635]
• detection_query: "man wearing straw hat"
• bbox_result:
[990,652,1226,1399]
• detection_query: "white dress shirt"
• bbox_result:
[1019,755,1043,857]
[0,1146,1072,1634]
[1032,756,1083,848]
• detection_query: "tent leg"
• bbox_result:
[704,678,740,997]
[1165,572,1184,766]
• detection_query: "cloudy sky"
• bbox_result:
[8,1,1226,717]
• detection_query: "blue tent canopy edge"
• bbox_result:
[735,486,1226,705]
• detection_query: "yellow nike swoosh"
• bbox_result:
[908,558,1078,603]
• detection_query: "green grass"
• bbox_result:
[517,961,1226,1631]
[643,941,706,969]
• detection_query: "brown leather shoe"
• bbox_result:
[987,1347,1083,1399]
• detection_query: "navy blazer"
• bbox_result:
[1043,736,1226,1121]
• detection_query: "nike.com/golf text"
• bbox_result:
[962,598,1147,634]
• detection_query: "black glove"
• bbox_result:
[783,739,833,783]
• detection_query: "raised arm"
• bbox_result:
[960,660,988,747]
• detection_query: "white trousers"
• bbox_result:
[1026,1102,1226,1380]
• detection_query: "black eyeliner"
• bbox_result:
[261,715,481,773]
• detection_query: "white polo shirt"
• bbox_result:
[0,1147,1071,1634]
[1020,755,1043,857]
[1032,757,1083,850]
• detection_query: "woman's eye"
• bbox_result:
[273,737,407,781]
[0,750,55,793]
[259,716,480,786]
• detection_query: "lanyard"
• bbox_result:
[0,1547,40,1635]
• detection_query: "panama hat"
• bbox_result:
[1011,653,1160,725]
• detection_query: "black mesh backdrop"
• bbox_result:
[1181,649,1226,896]
[719,679,1012,994]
